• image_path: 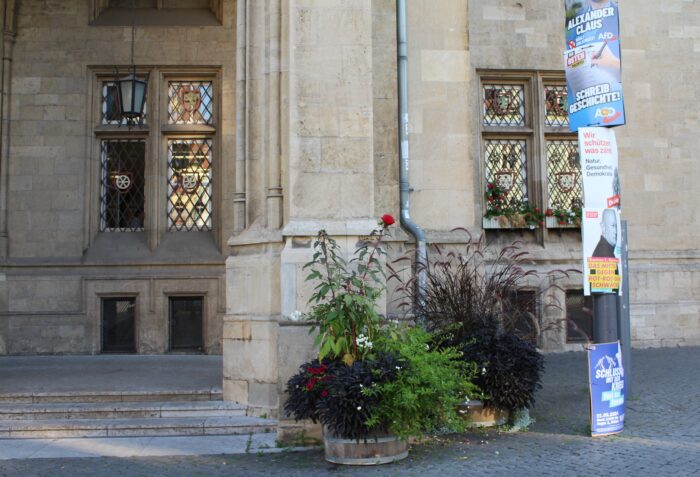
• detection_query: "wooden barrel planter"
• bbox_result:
[457,400,508,427]
[323,433,408,465]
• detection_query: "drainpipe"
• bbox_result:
[397,0,427,323]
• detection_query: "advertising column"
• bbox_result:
[564,0,627,437]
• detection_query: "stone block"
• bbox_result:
[223,379,248,405]
[420,50,469,83]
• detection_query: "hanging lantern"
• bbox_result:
[114,66,148,126]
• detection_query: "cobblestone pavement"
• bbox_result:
[1,346,699,477]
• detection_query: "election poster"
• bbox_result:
[582,208,621,295]
[578,127,620,209]
[588,341,625,436]
[564,1,625,131]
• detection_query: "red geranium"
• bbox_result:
[308,365,327,375]
[380,214,395,226]
[306,377,319,391]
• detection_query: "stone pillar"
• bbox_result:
[223,0,377,418]
[0,0,17,258]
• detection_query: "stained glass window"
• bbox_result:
[544,85,569,127]
[102,81,147,125]
[100,140,146,231]
[484,139,528,206]
[547,140,582,211]
[167,81,213,125]
[483,84,525,127]
[167,139,213,231]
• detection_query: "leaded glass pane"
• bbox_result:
[100,140,146,231]
[547,140,583,210]
[101,81,147,125]
[484,139,528,206]
[167,139,213,231]
[167,81,213,125]
[544,85,569,127]
[483,84,525,127]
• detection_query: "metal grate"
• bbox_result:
[167,139,213,231]
[544,85,569,127]
[507,290,538,346]
[566,290,594,343]
[483,84,525,126]
[485,139,528,206]
[100,140,146,231]
[102,81,147,125]
[102,298,136,353]
[547,140,583,210]
[167,81,213,125]
[170,297,204,352]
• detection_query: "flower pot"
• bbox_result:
[457,400,508,427]
[323,432,408,466]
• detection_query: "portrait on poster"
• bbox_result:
[583,208,621,296]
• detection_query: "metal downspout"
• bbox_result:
[397,0,427,322]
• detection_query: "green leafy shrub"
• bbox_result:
[365,327,478,439]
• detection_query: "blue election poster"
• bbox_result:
[564,1,625,131]
[588,341,625,436]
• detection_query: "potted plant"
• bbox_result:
[391,230,565,427]
[545,205,582,228]
[284,216,476,465]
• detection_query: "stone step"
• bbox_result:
[0,415,277,439]
[0,401,246,420]
[0,389,223,404]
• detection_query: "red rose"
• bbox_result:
[539,221,544,226]
[546,209,554,217]
[487,183,495,190]
[306,378,319,391]
[535,208,540,214]
[380,214,395,226]
[321,390,329,398]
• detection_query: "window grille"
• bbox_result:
[547,140,583,211]
[483,84,525,127]
[100,140,146,231]
[167,81,213,125]
[484,139,528,206]
[167,139,213,231]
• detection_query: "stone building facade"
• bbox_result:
[0,0,699,416]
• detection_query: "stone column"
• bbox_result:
[223,0,378,419]
[0,0,17,258]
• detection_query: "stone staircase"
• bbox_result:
[0,390,276,439]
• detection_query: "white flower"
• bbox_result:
[357,406,362,411]
[425,344,430,350]
[481,367,487,375]
[395,366,401,370]
[289,310,303,322]
[356,334,373,350]
[359,384,364,388]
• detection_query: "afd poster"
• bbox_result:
[564,1,625,131]
[582,207,621,295]
[578,127,620,209]
[588,341,625,436]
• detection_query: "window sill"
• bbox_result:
[545,217,581,229]
[483,217,538,230]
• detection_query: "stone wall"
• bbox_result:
[0,0,238,354]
